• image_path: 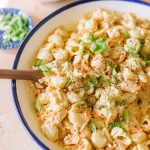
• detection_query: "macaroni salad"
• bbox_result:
[33,9,150,149]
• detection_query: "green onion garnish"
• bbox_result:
[88,33,96,42]
[115,100,126,106]
[97,104,105,109]
[138,39,145,51]
[35,99,42,111]
[34,59,43,67]
[140,54,150,66]
[65,79,72,87]
[85,77,98,90]
[109,120,122,129]
[126,48,139,57]
[0,13,29,43]
[123,110,129,123]
[40,66,51,75]
[90,38,107,54]
[124,33,130,40]
[112,68,119,82]
[101,79,110,88]
[90,120,97,132]
[74,100,86,106]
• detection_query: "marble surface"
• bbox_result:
[0,0,149,150]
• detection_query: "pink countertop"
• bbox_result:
[0,0,149,150]
[0,1,74,150]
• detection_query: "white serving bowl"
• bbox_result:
[12,0,150,150]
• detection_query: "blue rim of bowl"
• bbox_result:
[0,8,33,49]
[12,0,150,150]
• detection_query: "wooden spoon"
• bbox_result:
[0,69,44,81]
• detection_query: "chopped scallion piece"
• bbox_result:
[85,77,98,90]
[40,66,51,75]
[126,48,139,57]
[109,93,113,100]
[74,100,86,106]
[146,60,150,65]
[109,62,114,69]
[101,79,110,88]
[90,120,97,132]
[97,104,105,109]
[84,74,90,80]
[123,110,129,123]
[139,39,145,51]
[88,33,96,42]
[65,79,72,87]
[109,107,113,112]
[90,77,98,88]
[109,120,122,129]
[0,13,29,43]
[35,99,42,111]
[141,61,147,67]
[90,38,107,54]
[140,54,150,66]
[124,33,130,39]
[34,59,43,67]
[112,68,119,82]
[109,62,119,82]
[81,41,86,46]
[115,100,125,106]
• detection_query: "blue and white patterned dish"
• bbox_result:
[0,8,33,49]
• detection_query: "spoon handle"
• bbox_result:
[0,69,43,81]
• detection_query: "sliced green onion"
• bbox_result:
[109,62,119,82]
[35,99,42,111]
[124,33,130,39]
[126,48,139,57]
[109,120,122,129]
[88,33,96,42]
[140,54,150,66]
[101,79,110,88]
[112,68,119,82]
[2,13,12,22]
[40,66,51,75]
[90,120,97,132]
[109,62,114,69]
[65,79,72,87]
[109,93,113,101]
[138,39,145,51]
[34,59,43,67]
[84,74,90,80]
[0,13,29,43]
[109,107,113,112]
[74,100,86,106]
[115,100,126,106]
[97,104,105,109]
[85,77,98,90]
[81,41,86,46]
[116,65,121,72]
[123,110,129,123]
[90,77,98,88]
[146,60,150,65]
[90,38,107,54]
[141,61,147,67]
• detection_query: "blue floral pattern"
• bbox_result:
[0,8,33,49]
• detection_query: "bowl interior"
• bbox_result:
[14,1,150,149]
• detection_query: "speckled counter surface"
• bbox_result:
[0,0,150,150]
[0,1,74,150]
